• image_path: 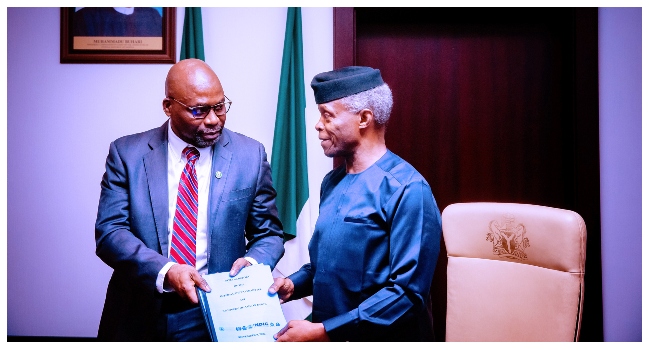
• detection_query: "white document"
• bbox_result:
[199,264,287,342]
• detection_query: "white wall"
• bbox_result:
[6,7,332,337]
[598,7,642,342]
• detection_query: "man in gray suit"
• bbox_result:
[95,58,284,341]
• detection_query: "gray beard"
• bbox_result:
[193,134,219,148]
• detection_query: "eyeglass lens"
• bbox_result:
[190,100,230,118]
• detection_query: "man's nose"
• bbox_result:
[203,108,221,125]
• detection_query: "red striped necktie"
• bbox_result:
[170,146,200,266]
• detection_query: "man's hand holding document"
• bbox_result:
[197,264,287,342]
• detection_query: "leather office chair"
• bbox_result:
[441,202,586,341]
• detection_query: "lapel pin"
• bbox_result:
[215,171,222,179]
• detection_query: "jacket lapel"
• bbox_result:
[143,122,170,256]
[207,129,232,272]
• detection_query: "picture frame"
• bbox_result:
[60,7,176,64]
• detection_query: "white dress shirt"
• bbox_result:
[156,122,213,292]
[156,122,256,293]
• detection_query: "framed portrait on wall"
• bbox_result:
[60,7,176,64]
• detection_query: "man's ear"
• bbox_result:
[162,98,172,117]
[358,109,374,129]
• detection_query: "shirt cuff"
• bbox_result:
[156,261,176,293]
[244,257,258,265]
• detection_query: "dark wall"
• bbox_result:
[334,7,602,341]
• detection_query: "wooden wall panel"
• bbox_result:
[334,7,602,341]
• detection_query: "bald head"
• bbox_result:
[165,58,223,100]
[162,58,227,148]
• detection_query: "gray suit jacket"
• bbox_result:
[95,121,284,340]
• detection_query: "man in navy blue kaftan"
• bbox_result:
[269,66,442,342]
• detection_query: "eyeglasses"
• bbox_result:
[167,96,232,119]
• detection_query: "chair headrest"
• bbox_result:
[442,202,586,273]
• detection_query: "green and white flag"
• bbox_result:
[180,7,204,61]
[270,7,312,321]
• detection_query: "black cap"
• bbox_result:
[310,66,384,104]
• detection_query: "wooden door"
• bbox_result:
[333,7,602,341]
